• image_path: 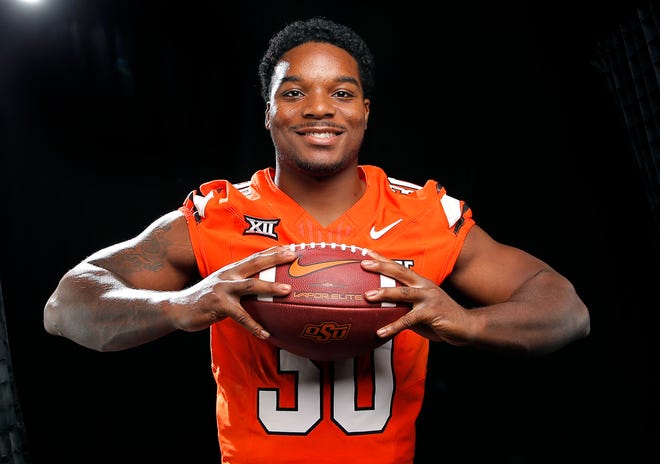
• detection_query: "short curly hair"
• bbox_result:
[258,17,375,103]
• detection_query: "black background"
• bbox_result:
[1,0,658,463]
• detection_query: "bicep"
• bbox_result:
[448,225,551,305]
[84,210,198,291]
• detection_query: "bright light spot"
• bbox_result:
[17,0,44,4]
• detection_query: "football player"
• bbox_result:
[44,17,590,464]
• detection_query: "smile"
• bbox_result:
[307,132,336,138]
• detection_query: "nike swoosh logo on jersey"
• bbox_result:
[369,218,403,240]
[288,258,361,278]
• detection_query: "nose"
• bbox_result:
[303,91,335,118]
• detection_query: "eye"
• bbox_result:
[281,89,304,98]
[333,90,355,99]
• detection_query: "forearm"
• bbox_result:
[465,270,590,355]
[44,263,179,352]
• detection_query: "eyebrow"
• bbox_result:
[337,76,360,86]
[280,75,361,87]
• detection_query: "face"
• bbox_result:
[265,42,370,177]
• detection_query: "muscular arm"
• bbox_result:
[446,226,590,354]
[367,225,590,355]
[43,211,200,351]
[44,210,296,352]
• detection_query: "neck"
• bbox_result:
[274,165,365,227]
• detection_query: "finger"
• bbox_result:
[376,311,419,339]
[364,285,416,307]
[361,258,422,288]
[231,277,292,339]
[364,248,386,260]
[225,301,272,340]
[239,276,292,299]
[221,246,297,279]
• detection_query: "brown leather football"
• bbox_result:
[241,242,411,362]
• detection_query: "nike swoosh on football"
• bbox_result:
[288,258,361,277]
[369,218,403,240]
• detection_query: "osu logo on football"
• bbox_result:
[301,322,351,343]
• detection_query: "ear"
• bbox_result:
[363,98,370,129]
[264,102,272,130]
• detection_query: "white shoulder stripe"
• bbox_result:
[193,191,214,219]
[440,193,461,228]
[387,177,422,195]
[387,176,423,190]
[234,180,251,189]
[234,180,252,196]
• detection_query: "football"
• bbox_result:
[241,242,411,362]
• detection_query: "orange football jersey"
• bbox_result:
[179,165,475,464]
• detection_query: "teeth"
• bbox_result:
[308,132,334,138]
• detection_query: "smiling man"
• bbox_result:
[43,17,590,464]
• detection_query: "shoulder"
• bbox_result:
[131,210,194,265]
[361,165,425,191]
[138,210,189,237]
[362,165,473,230]
[362,165,443,199]
[82,209,197,289]
[179,172,259,221]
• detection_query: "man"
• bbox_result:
[44,17,590,464]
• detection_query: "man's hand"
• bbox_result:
[172,245,296,338]
[361,250,472,345]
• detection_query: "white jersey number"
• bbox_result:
[257,341,394,435]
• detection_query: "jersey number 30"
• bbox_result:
[257,341,394,435]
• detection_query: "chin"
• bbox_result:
[293,156,354,177]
